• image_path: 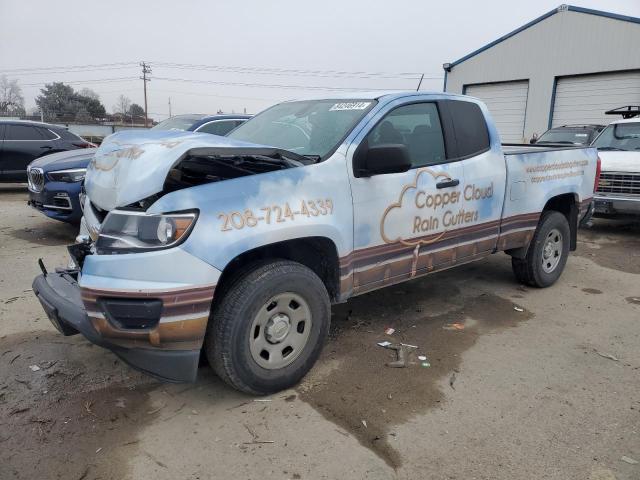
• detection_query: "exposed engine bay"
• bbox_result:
[164,151,306,194]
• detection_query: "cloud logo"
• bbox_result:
[380,167,452,246]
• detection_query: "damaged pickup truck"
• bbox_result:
[33,92,600,394]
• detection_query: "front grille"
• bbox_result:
[27,167,45,192]
[597,172,640,197]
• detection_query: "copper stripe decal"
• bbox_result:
[81,284,215,350]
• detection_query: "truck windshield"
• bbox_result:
[227,99,376,159]
[537,129,592,145]
[592,123,640,151]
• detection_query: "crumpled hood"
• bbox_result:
[598,151,640,173]
[85,130,270,211]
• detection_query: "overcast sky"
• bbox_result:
[1,0,638,121]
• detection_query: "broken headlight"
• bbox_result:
[96,210,198,254]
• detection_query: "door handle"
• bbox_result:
[436,179,460,189]
[40,146,52,150]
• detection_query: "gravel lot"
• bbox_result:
[1,184,639,480]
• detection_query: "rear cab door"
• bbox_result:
[347,95,506,294]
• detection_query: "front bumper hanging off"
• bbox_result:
[32,270,202,382]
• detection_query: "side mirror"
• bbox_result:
[355,144,412,177]
[529,137,537,144]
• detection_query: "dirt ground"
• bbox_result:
[1,184,639,480]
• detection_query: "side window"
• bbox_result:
[5,125,44,141]
[36,127,57,140]
[367,103,446,167]
[198,121,237,136]
[445,100,490,157]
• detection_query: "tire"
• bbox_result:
[511,210,571,288]
[206,260,331,395]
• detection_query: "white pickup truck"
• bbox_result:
[592,107,640,217]
[33,92,599,394]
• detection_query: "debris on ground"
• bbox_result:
[29,365,41,372]
[443,323,465,331]
[361,420,367,428]
[378,343,418,368]
[417,355,427,361]
[449,372,457,390]
[513,306,524,312]
[595,350,619,362]
[421,362,431,368]
[384,327,395,335]
[621,455,638,465]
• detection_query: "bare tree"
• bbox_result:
[0,75,25,114]
[113,94,132,116]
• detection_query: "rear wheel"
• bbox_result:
[206,260,330,395]
[512,210,570,288]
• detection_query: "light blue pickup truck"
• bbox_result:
[33,92,599,394]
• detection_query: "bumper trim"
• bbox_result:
[594,195,640,216]
[32,272,200,382]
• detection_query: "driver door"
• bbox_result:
[348,100,465,294]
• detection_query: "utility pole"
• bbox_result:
[140,61,152,127]
[168,97,172,118]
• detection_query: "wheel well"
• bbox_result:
[543,193,578,250]
[215,237,340,303]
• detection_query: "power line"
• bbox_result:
[21,77,140,87]
[150,76,399,92]
[2,60,442,81]
[151,62,442,80]
[3,65,141,77]
[0,61,138,74]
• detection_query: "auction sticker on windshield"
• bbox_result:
[329,102,372,111]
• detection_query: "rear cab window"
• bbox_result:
[440,100,491,159]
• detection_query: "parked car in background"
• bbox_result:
[592,106,640,217]
[532,124,605,146]
[151,114,251,136]
[26,114,251,224]
[27,148,96,223]
[0,120,94,183]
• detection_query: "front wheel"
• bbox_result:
[512,210,571,288]
[206,260,331,395]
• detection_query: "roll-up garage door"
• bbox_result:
[552,71,640,127]
[465,81,529,143]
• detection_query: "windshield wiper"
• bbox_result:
[596,147,625,151]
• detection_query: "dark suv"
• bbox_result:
[533,124,605,146]
[0,120,93,182]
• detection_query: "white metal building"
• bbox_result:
[443,5,640,143]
